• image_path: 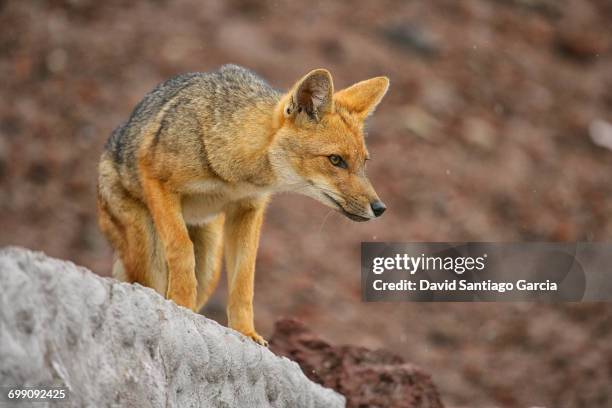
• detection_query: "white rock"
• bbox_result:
[589,119,612,151]
[0,247,345,408]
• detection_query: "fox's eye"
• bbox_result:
[328,154,347,169]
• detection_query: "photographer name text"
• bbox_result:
[370,254,558,294]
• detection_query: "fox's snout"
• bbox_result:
[370,200,386,217]
[344,197,386,222]
[343,178,386,221]
[330,180,386,222]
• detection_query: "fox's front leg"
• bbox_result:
[141,173,197,310]
[224,197,269,346]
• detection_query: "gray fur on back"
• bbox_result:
[104,65,280,166]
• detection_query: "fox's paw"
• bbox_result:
[245,331,268,347]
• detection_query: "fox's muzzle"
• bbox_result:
[370,200,386,217]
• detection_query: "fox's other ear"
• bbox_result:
[286,69,334,122]
[334,77,389,120]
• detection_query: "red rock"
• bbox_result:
[269,318,444,408]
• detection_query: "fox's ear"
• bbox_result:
[334,77,389,120]
[285,69,334,122]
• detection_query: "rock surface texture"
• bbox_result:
[269,319,444,408]
[0,247,345,408]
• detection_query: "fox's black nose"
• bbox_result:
[371,200,386,217]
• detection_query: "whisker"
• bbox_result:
[317,209,335,234]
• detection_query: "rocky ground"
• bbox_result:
[0,248,345,408]
[270,318,444,408]
[1,1,612,407]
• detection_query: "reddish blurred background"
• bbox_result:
[1,1,612,407]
